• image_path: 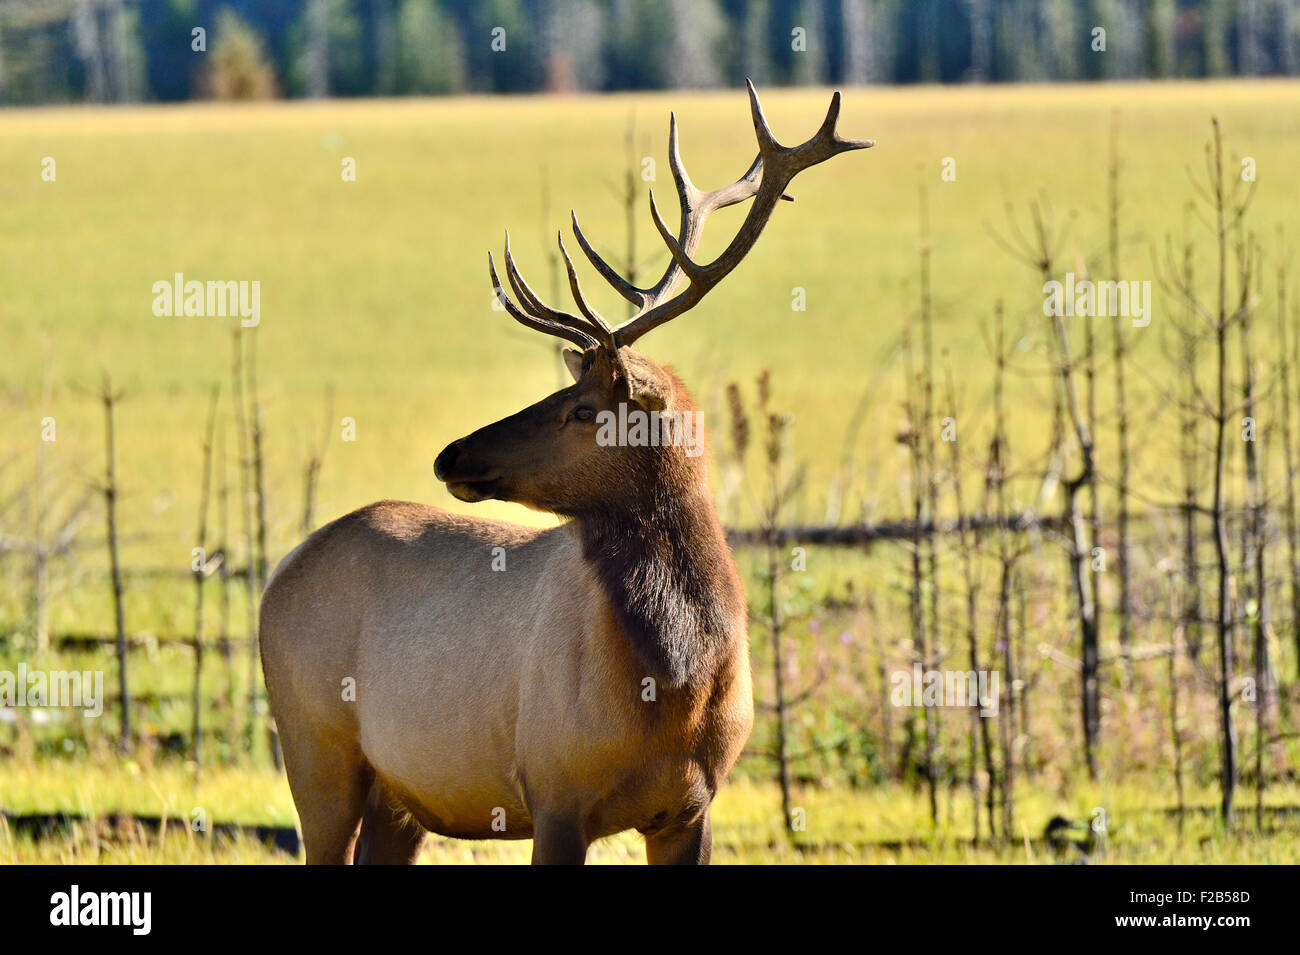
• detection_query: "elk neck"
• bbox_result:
[574,446,744,691]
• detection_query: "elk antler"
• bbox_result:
[489,80,873,351]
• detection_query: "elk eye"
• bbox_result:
[572,406,595,422]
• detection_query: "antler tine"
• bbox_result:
[565,110,776,327]
[611,82,873,348]
[488,251,598,350]
[556,231,614,344]
[502,232,606,341]
[488,84,871,354]
[647,188,699,280]
[625,112,766,308]
[746,80,874,176]
[665,111,700,219]
[816,89,876,154]
[745,79,782,158]
[564,111,703,314]
[571,210,644,308]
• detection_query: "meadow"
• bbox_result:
[4,81,1300,541]
[3,80,1300,863]
[4,757,1299,864]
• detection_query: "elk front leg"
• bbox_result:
[645,810,712,865]
[530,814,588,865]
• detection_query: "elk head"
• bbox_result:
[434,82,873,516]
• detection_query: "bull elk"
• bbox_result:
[260,83,872,864]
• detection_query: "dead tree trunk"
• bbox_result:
[1208,120,1239,825]
[1293,282,1300,681]
[989,301,1020,838]
[757,373,796,834]
[1177,211,1204,663]
[944,359,996,843]
[1165,576,1187,835]
[904,315,938,827]
[1109,117,1134,674]
[249,332,269,598]
[994,198,1100,780]
[1083,288,1108,689]
[1159,121,1247,826]
[301,392,334,537]
[192,387,219,774]
[32,350,53,652]
[216,417,234,712]
[245,331,279,769]
[1238,237,1274,831]
[101,376,130,753]
[766,524,794,833]
[231,330,258,752]
[1275,249,1300,682]
[1038,204,1101,781]
[918,183,944,816]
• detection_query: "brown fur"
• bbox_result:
[260,346,753,864]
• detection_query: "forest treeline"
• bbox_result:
[1,0,1298,106]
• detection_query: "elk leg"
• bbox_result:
[279,729,371,865]
[353,781,426,865]
[645,810,712,865]
[530,815,588,865]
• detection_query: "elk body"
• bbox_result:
[259,84,871,864]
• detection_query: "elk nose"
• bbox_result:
[434,440,464,481]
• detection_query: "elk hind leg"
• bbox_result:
[280,730,371,865]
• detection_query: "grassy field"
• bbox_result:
[3,81,1299,632]
[4,757,1298,864]
[3,80,1299,864]
[3,82,1299,553]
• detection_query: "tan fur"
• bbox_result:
[260,350,754,864]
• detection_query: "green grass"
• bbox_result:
[3,82,1299,563]
[3,756,1298,864]
[4,80,1299,640]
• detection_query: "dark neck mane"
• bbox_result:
[577,470,743,689]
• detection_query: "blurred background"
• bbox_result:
[2,2,1299,865]
[0,0,1298,105]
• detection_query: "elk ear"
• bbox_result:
[562,347,586,382]
[621,365,670,413]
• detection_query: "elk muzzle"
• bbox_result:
[434,438,502,503]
